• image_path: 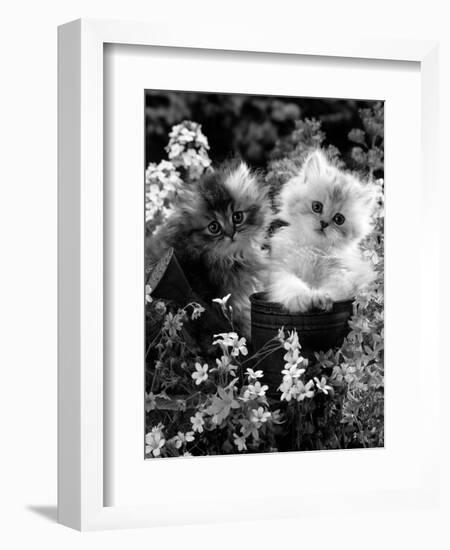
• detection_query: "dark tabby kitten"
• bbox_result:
[146,160,271,337]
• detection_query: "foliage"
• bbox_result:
[145,92,375,169]
[145,103,385,456]
[348,102,385,178]
[145,294,343,456]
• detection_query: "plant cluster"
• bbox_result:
[145,121,211,235]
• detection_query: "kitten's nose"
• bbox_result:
[320,220,329,229]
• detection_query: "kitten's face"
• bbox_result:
[176,161,269,263]
[284,151,374,249]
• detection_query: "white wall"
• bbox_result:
[0,0,448,547]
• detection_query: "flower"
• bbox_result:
[165,121,211,180]
[245,368,264,381]
[279,382,294,402]
[233,433,247,451]
[216,355,237,375]
[212,294,231,309]
[250,407,271,426]
[314,376,332,395]
[243,381,269,401]
[296,379,315,401]
[192,362,209,385]
[212,332,248,357]
[145,284,153,304]
[173,431,195,449]
[153,300,166,315]
[213,331,238,347]
[163,312,184,338]
[191,303,205,320]
[145,424,166,457]
[145,160,182,224]
[283,347,304,367]
[281,363,305,384]
[283,331,300,353]
[190,412,205,433]
[231,336,248,357]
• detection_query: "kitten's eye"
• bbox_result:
[232,211,245,225]
[312,201,323,214]
[333,213,345,225]
[207,221,222,235]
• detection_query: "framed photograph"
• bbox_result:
[58,18,440,530]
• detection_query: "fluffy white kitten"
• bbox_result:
[268,149,376,312]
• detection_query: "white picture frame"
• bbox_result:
[58,18,440,531]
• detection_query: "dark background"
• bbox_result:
[145,90,376,169]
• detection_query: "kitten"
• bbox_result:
[268,149,376,312]
[146,160,271,337]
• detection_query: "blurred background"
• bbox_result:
[145,91,377,169]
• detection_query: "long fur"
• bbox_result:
[147,160,271,336]
[268,149,376,312]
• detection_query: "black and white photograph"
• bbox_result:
[144,91,384,458]
[2,0,447,543]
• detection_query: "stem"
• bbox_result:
[145,329,162,358]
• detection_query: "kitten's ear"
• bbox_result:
[303,150,330,183]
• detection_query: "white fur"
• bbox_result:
[268,150,376,312]
[224,162,261,205]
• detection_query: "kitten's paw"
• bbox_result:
[282,293,314,313]
[311,290,333,311]
[269,273,315,313]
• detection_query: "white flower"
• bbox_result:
[216,355,237,374]
[296,380,315,401]
[231,336,248,357]
[145,425,166,457]
[281,363,305,384]
[173,431,195,449]
[314,376,332,395]
[190,412,205,433]
[233,433,247,451]
[243,381,269,401]
[213,294,231,306]
[245,368,264,381]
[250,407,271,426]
[283,347,304,366]
[165,121,211,180]
[213,331,238,347]
[167,142,184,158]
[283,331,300,352]
[191,304,205,320]
[192,362,209,385]
[163,312,184,338]
[212,332,248,357]
[212,294,231,310]
[145,159,182,224]
[279,380,295,402]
